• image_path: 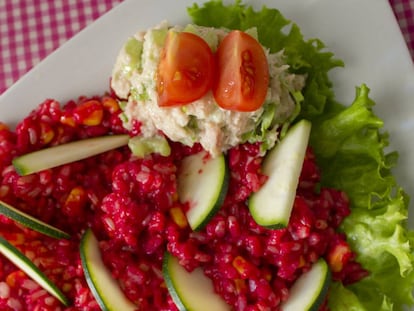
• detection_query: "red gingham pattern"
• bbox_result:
[390,0,414,58]
[0,0,122,95]
[0,0,413,95]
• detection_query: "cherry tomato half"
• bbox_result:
[213,30,269,112]
[157,30,215,107]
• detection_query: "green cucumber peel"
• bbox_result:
[0,200,70,239]
[0,237,70,306]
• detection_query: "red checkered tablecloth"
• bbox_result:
[1,0,413,95]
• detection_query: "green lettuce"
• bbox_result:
[188,1,414,310]
[312,85,414,310]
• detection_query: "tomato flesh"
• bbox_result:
[213,30,269,112]
[157,31,215,107]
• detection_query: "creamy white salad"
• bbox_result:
[111,22,305,156]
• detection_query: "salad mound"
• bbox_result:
[111,22,305,157]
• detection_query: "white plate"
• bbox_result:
[1,0,414,227]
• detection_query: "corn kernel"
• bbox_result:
[169,206,188,229]
[74,100,104,126]
[232,256,254,278]
[327,242,351,272]
[263,270,272,282]
[102,96,120,113]
[83,109,104,126]
[65,187,87,206]
[62,283,72,292]
[0,122,9,131]
[6,271,25,287]
[234,278,247,294]
[171,192,179,202]
[40,122,55,144]
[298,255,306,268]
[7,233,25,245]
[0,185,10,198]
[60,114,76,127]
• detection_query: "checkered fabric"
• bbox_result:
[390,0,414,57]
[0,0,122,95]
[1,0,413,95]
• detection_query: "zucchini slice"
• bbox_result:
[248,119,311,228]
[0,237,70,306]
[177,150,229,231]
[13,134,130,176]
[79,228,136,311]
[163,252,230,311]
[0,200,70,239]
[281,258,331,311]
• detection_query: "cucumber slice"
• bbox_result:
[0,200,70,239]
[281,259,331,311]
[79,228,136,311]
[177,150,229,231]
[248,119,311,228]
[13,134,130,176]
[163,252,230,311]
[0,237,69,306]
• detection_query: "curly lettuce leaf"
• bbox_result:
[188,2,414,310]
[328,282,367,311]
[312,84,414,311]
